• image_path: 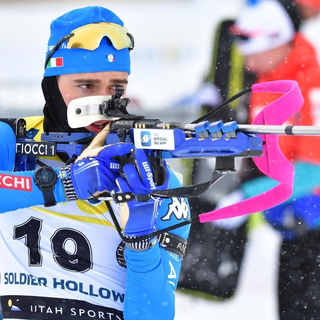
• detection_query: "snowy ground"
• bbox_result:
[175,222,282,320]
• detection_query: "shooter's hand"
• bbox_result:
[77,124,111,161]
[66,143,133,199]
[116,149,171,245]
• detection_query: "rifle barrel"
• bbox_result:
[238,125,320,136]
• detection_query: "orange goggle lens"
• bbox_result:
[68,22,134,51]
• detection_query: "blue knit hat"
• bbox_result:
[44,6,132,77]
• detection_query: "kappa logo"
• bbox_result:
[141,131,152,147]
[161,198,189,221]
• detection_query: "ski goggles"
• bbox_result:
[228,25,253,41]
[45,22,134,69]
[229,24,281,42]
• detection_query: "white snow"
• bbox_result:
[176,222,282,320]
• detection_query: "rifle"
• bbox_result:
[6,80,318,238]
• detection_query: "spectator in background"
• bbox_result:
[230,0,320,319]
[294,0,320,19]
[180,1,320,319]
[294,0,320,64]
[179,0,302,300]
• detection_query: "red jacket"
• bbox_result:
[249,33,320,164]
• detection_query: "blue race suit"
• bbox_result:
[0,117,190,320]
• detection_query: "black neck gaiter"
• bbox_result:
[42,76,88,133]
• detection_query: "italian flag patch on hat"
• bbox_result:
[47,57,64,68]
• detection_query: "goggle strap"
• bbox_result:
[127,33,135,50]
[44,33,75,69]
[44,26,134,70]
